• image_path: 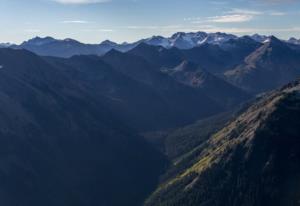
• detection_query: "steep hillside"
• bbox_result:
[102,50,224,129]
[46,54,186,131]
[220,36,262,64]
[143,111,237,161]
[146,80,300,206]
[163,60,251,108]
[225,36,300,93]
[128,43,184,68]
[0,48,167,206]
[180,44,236,74]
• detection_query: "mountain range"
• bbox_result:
[1,32,300,58]
[0,31,300,206]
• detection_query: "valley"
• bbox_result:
[0,31,300,206]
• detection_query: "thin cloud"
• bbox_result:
[207,14,253,23]
[187,8,262,24]
[227,8,287,17]
[126,26,160,30]
[61,20,91,24]
[269,11,286,16]
[98,29,114,32]
[227,8,264,15]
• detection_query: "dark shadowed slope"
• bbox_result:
[163,60,252,108]
[220,36,262,64]
[128,43,233,74]
[128,39,259,75]
[225,36,300,94]
[128,43,184,69]
[102,50,224,129]
[0,48,167,206]
[46,54,181,131]
[146,79,300,206]
[48,52,224,131]
[181,44,236,74]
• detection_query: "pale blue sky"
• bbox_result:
[0,0,300,44]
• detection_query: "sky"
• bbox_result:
[0,0,300,44]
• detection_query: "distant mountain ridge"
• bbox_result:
[0,31,300,206]
[2,32,300,58]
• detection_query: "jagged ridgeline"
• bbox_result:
[1,32,300,206]
[145,80,300,206]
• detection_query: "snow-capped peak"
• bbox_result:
[144,36,171,48]
[250,34,269,43]
[149,31,238,49]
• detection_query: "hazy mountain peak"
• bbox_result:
[0,42,13,48]
[134,42,163,51]
[239,35,258,43]
[62,38,82,44]
[100,40,117,46]
[22,36,56,46]
[171,32,187,39]
[268,35,282,44]
[142,36,170,48]
[288,37,300,45]
[250,33,269,43]
[261,35,291,52]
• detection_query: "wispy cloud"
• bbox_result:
[98,29,114,32]
[187,7,287,25]
[185,8,262,24]
[53,0,110,5]
[207,14,253,23]
[269,11,286,16]
[227,8,263,15]
[126,26,160,30]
